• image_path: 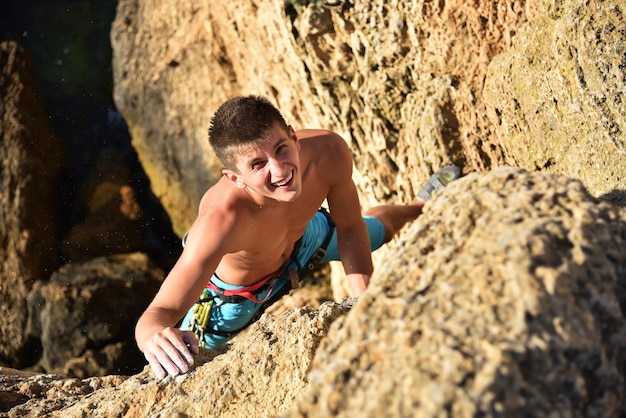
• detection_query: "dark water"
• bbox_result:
[0,0,181,271]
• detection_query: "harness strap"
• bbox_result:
[195,267,290,340]
[293,207,335,281]
[193,208,336,339]
[206,270,279,304]
[189,290,253,341]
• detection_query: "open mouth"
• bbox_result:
[271,170,294,188]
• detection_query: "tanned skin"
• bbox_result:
[136,124,424,379]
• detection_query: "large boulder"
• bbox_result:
[291,166,626,416]
[0,41,66,368]
[3,167,625,417]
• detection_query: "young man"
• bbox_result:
[136,95,460,379]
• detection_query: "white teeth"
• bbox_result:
[273,171,293,187]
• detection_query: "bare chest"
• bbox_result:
[217,197,325,284]
[239,201,319,254]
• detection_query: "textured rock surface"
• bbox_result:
[484,0,626,200]
[25,253,164,378]
[0,372,126,417]
[0,41,66,368]
[3,167,625,417]
[58,300,354,417]
[110,0,534,236]
[290,167,626,417]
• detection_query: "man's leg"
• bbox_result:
[365,165,461,243]
[364,201,425,244]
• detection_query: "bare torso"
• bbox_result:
[135,125,377,377]
[189,129,340,286]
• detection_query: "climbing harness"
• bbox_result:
[188,271,280,346]
[187,207,336,346]
[288,207,335,285]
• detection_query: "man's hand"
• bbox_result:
[142,327,199,379]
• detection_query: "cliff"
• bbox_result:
[0,0,625,415]
[110,0,624,237]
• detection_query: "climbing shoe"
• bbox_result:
[416,166,461,201]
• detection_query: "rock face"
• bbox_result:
[291,167,626,416]
[110,0,534,236]
[1,0,626,415]
[3,167,625,416]
[25,253,164,378]
[109,0,624,299]
[57,301,355,418]
[0,41,66,368]
[484,0,626,201]
[0,372,126,417]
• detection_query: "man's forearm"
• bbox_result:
[337,224,374,297]
[135,307,179,352]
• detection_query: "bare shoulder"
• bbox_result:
[297,129,348,150]
[187,180,247,254]
[296,129,353,173]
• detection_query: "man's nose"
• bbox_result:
[267,158,284,174]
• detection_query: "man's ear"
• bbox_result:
[222,169,246,189]
[288,125,300,150]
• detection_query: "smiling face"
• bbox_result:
[222,123,303,205]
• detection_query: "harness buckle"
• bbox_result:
[288,267,300,289]
[307,247,326,271]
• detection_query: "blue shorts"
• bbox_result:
[180,212,386,348]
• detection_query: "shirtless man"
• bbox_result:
[136,95,459,379]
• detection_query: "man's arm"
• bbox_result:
[135,210,233,379]
[324,135,373,296]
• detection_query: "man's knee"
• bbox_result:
[381,221,394,243]
[364,204,421,244]
[371,215,394,244]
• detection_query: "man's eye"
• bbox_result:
[252,161,265,170]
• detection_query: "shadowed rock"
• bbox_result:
[0,41,66,368]
[25,253,164,378]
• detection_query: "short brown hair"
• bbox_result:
[209,96,289,170]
